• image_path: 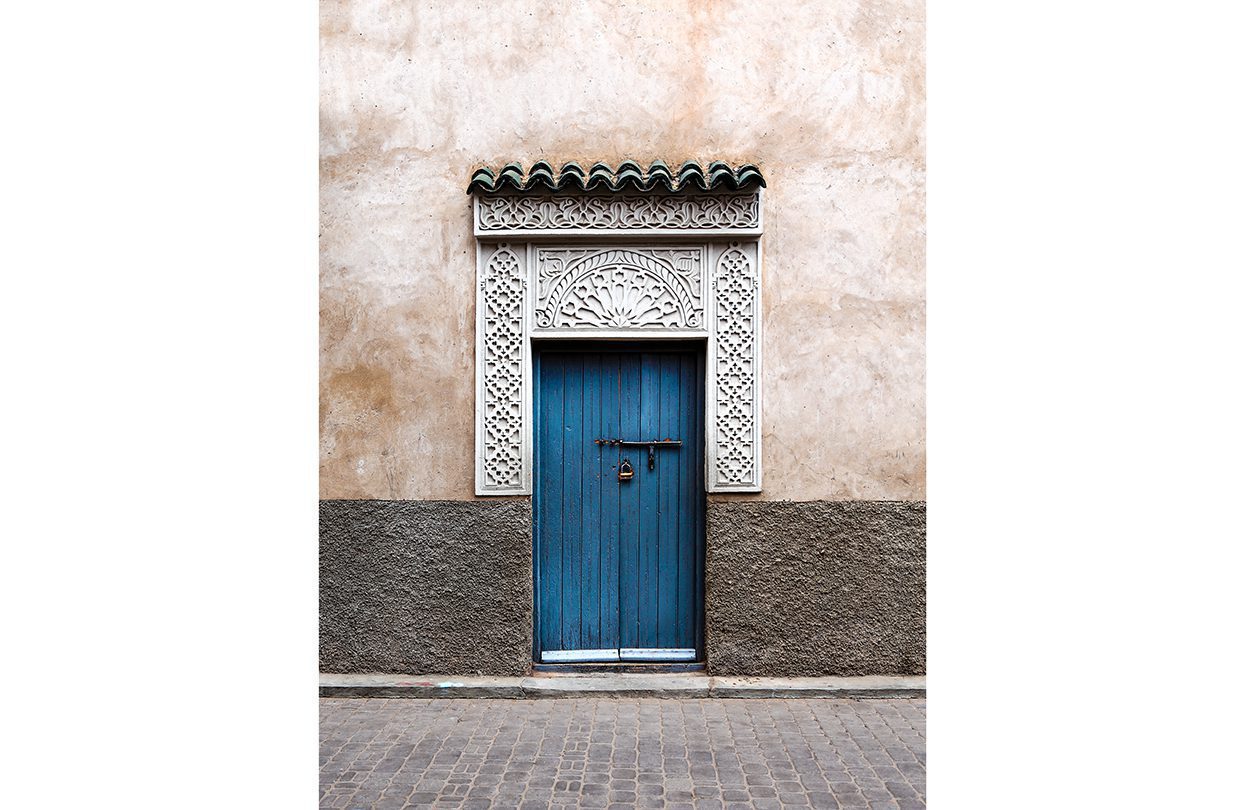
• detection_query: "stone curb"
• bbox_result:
[319,674,925,699]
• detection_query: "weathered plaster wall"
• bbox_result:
[320,0,925,501]
[320,499,533,674]
[706,500,925,675]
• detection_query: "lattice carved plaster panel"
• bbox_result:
[474,193,762,495]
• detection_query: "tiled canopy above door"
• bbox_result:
[470,160,764,495]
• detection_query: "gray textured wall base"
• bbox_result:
[319,499,533,675]
[320,499,925,677]
[706,500,925,676]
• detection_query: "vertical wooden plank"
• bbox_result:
[538,352,564,654]
[531,350,541,662]
[657,353,679,649]
[562,353,584,652]
[637,351,661,649]
[600,352,621,653]
[674,352,692,650]
[694,347,707,656]
[688,352,703,650]
[581,352,602,650]
[618,352,642,650]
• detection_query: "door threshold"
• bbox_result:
[532,662,706,675]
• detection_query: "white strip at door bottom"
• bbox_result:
[541,648,698,663]
[542,649,620,663]
[619,648,697,662]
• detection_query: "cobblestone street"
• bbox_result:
[320,698,926,809]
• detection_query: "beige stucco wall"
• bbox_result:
[320,0,925,501]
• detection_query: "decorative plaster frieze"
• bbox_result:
[474,193,760,235]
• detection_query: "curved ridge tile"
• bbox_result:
[645,160,676,192]
[734,163,767,189]
[466,167,497,194]
[585,162,616,191]
[556,162,586,191]
[614,160,646,191]
[495,162,526,192]
[676,161,709,192]
[525,160,557,192]
[706,162,738,190]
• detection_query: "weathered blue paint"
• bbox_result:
[534,345,705,662]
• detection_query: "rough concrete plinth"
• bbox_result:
[319,499,533,675]
[707,500,926,676]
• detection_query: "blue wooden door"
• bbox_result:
[535,346,704,663]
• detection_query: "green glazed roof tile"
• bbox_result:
[706,163,737,190]
[614,160,646,191]
[585,162,616,191]
[466,160,765,194]
[525,160,557,191]
[645,161,676,192]
[494,163,526,192]
[467,167,496,190]
[734,163,765,189]
[556,162,587,191]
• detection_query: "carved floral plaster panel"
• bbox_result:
[534,246,704,331]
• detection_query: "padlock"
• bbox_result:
[618,458,634,482]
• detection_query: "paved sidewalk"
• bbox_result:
[320,698,926,809]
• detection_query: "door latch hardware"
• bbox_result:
[618,458,634,482]
[595,438,683,471]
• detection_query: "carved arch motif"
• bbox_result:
[535,248,703,330]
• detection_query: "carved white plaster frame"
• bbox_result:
[474,191,763,495]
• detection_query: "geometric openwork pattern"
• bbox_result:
[478,244,526,491]
[472,164,763,495]
[711,244,757,488]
